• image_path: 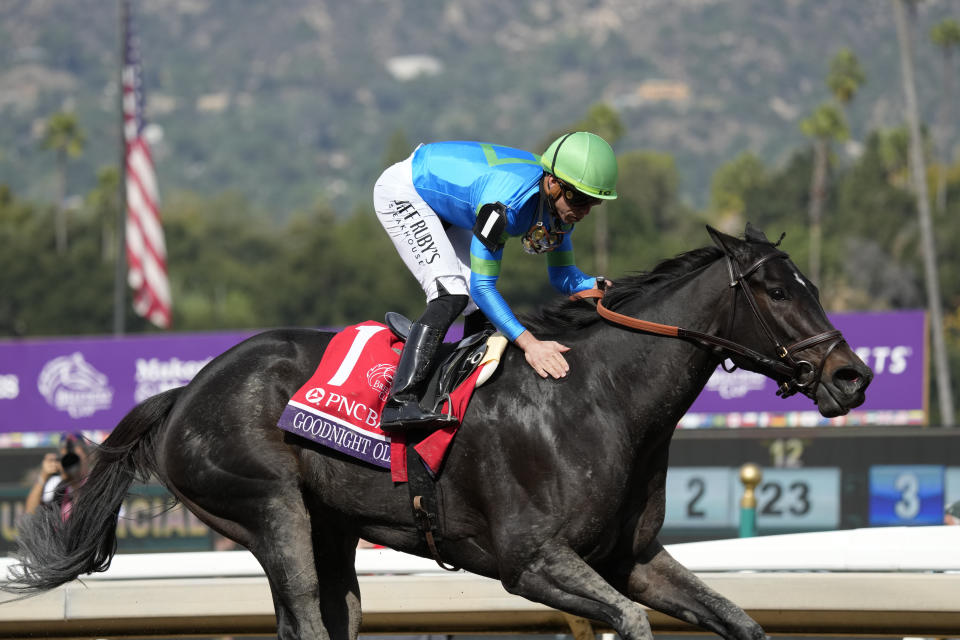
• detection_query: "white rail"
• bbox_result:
[4,525,956,580]
[1,527,958,638]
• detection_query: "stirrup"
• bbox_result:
[380,397,456,432]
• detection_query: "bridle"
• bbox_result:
[572,244,845,400]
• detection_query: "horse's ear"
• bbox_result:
[744,222,769,244]
[706,225,740,253]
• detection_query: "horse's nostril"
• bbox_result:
[834,366,867,393]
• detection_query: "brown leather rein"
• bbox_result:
[572,249,844,399]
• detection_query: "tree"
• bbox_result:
[39,111,86,254]
[827,48,866,104]
[85,167,120,262]
[601,149,696,274]
[575,103,626,149]
[709,151,768,232]
[800,48,864,287]
[893,0,955,426]
[543,103,627,276]
[877,126,913,186]
[381,127,412,170]
[800,101,848,286]
[931,18,960,214]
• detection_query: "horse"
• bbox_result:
[5,224,872,640]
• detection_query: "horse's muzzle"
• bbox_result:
[815,354,873,417]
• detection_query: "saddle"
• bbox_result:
[384,311,495,417]
[386,311,501,572]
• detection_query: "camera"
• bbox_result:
[58,452,81,476]
[58,434,81,476]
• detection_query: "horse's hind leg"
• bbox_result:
[622,541,765,640]
[502,543,654,640]
[177,484,330,640]
[243,491,333,640]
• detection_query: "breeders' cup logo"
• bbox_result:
[305,387,326,404]
[366,363,395,402]
[37,352,113,418]
[0,374,18,400]
[705,368,767,399]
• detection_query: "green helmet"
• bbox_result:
[540,131,618,200]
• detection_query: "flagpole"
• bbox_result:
[113,0,128,336]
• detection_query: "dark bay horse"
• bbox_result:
[6,224,872,640]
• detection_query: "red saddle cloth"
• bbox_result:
[276,321,479,482]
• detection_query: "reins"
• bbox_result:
[571,287,797,381]
[572,247,845,399]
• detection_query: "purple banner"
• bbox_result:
[0,310,929,440]
[0,331,256,439]
[681,310,927,427]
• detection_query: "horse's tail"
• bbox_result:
[3,387,183,596]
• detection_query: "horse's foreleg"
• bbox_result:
[623,541,765,640]
[502,543,654,640]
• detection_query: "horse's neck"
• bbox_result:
[627,257,732,340]
[597,259,732,427]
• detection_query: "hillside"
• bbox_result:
[0,0,955,218]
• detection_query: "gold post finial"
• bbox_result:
[739,463,763,509]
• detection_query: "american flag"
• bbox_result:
[122,1,171,329]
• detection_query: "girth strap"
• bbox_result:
[406,440,460,572]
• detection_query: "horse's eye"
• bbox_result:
[768,287,788,301]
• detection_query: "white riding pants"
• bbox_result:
[373,150,479,315]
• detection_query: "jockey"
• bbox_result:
[373,131,618,431]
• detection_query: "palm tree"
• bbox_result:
[40,111,86,254]
[802,49,864,287]
[893,0,955,426]
[577,103,624,276]
[800,102,848,287]
[931,18,960,214]
[827,48,866,105]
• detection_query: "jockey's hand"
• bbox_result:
[515,331,570,379]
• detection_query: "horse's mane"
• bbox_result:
[521,245,723,336]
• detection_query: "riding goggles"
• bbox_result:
[559,180,603,208]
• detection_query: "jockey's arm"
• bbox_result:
[545,233,597,295]
[468,237,525,341]
[469,236,571,379]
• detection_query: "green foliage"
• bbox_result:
[381,128,412,170]
[710,151,768,221]
[40,112,86,159]
[576,104,626,147]
[800,102,849,142]
[876,125,935,185]
[931,18,960,50]
[827,48,866,105]
[161,191,283,331]
[0,185,121,336]
[5,114,960,422]
[539,102,626,151]
[7,123,958,336]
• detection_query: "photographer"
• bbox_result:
[24,434,87,519]
[946,500,960,526]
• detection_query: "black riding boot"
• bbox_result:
[380,322,457,432]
